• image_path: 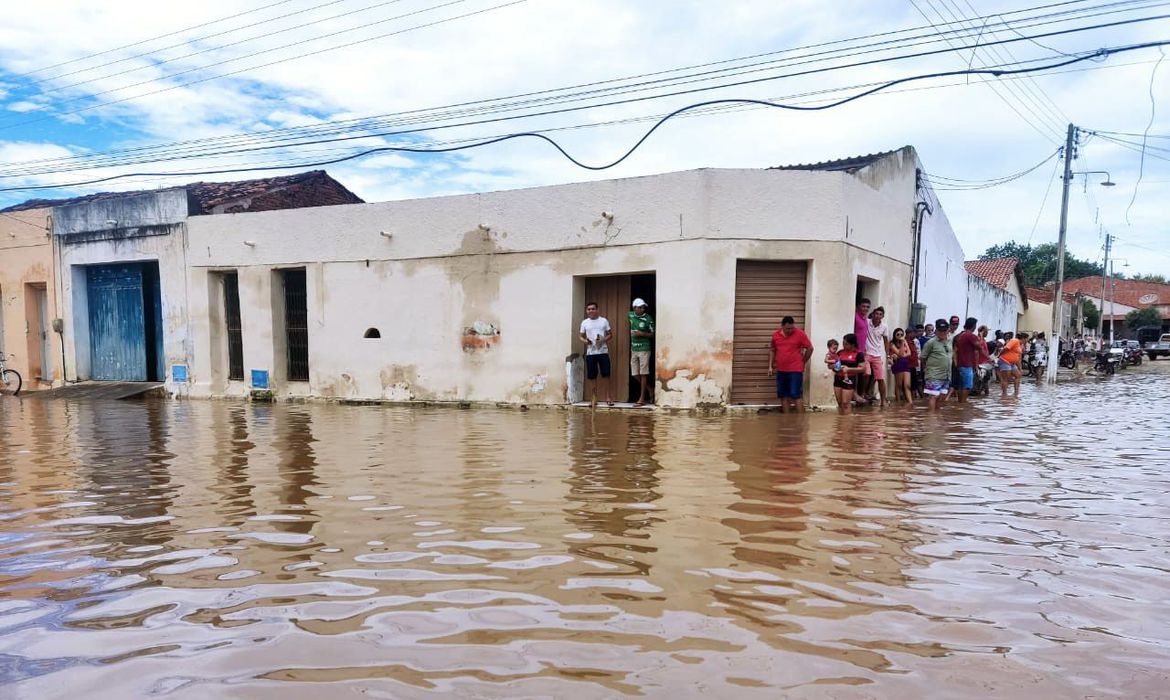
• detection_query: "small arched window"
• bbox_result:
[364,328,381,339]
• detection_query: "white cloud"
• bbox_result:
[0,0,1167,272]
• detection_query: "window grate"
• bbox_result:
[283,269,309,381]
[223,273,244,381]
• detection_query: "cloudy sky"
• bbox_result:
[0,0,1167,274]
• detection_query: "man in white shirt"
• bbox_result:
[578,302,613,406]
[864,305,892,404]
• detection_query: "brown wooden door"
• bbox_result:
[584,275,632,402]
[731,261,808,404]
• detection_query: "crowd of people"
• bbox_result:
[819,298,1037,413]
[762,298,1041,415]
[579,297,1043,414]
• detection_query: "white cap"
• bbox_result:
[632,298,647,308]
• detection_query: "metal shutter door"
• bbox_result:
[731,261,808,404]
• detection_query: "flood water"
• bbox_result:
[2,364,1169,699]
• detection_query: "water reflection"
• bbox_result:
[1,363,1169,697]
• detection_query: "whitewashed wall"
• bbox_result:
[914,183,969,326]
[966,276,1019,334]
[187,164,918,408]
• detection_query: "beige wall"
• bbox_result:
[0,208,63,389]
[187,166,917,408]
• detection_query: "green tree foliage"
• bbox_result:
[1081,298,1100,330]
[979,242,1104,287]
[1126,307,1163,330]
[1129,273,1168,284]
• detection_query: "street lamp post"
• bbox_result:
[1045,121,1116,383]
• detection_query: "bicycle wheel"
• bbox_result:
[0,368,21,396]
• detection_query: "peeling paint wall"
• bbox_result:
[0,208,63,389]
[187,163,925,407]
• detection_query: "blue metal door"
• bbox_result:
[87,264,147,381]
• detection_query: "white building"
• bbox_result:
[185,147,970,409]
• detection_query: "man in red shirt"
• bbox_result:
[953,316,989,403]
[768,315,814,413]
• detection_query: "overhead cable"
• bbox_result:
[3,39,1165,193]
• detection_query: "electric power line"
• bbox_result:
[3,40,1165,194]
[2,7,1165,183]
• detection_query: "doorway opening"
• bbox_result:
[24,283,51,383]
[855,276,879,309]
[85,261,164,382]
[579,272,657,404]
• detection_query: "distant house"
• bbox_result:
[963,257,1028,333]
[1061,276,1170,338]
[1022,286,1080,338]
[0,208,60,390]
[0,171,362,390]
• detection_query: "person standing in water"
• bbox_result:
[578,302,613,406]
[629,298,655,407]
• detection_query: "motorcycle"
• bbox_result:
[1093,351,1119,375]
[1059,347,1077,370]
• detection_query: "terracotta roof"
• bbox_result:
[769,147,906,173]
[965,257,1020,289]
[1,170,362,214]
[1024,286,1078,304]
[1062,276,1170,318]
[186,170,363,214]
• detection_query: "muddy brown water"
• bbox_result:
[2,364,1169,698]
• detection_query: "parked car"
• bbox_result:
[1145,333,1170,361]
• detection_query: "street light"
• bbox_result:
[1074,170,1115,189]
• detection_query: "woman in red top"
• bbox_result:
[833,333,867,415]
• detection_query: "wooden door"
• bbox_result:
[731,261,808,404]
[584,275,631,402]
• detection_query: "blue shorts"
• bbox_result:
[585,353,611,379]
[996,360,1018,372]
[958,366,975,390]
[775,371,803,399]
[924,378,950,396]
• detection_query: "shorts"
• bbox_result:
[631,350,652,376]
[865,354,886,378]
[996,360,1018,372]
[957,366,975,390]
[775,371,803,400]
[585,353,611,379]
[923,378,950,396]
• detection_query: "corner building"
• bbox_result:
[186,147,969,409]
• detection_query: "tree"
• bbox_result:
[1125,307,1162,330]
[1081,298,1100,330]
[979,242,1103,287]
[1130,273,1168,284]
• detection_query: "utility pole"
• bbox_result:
[1046,123,1076,384]
[1098,232,1110,343]
[1108,259,1116,345]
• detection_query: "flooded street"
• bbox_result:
[2,366,1169,699]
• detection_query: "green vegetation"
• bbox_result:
[1126,307,1163,331]
[979,242,1103,287]
[1129,273,1168,284]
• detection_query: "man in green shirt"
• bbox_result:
[629,298,655,407]
[920,318,953,411]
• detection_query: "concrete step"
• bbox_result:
[24,381,165,401]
